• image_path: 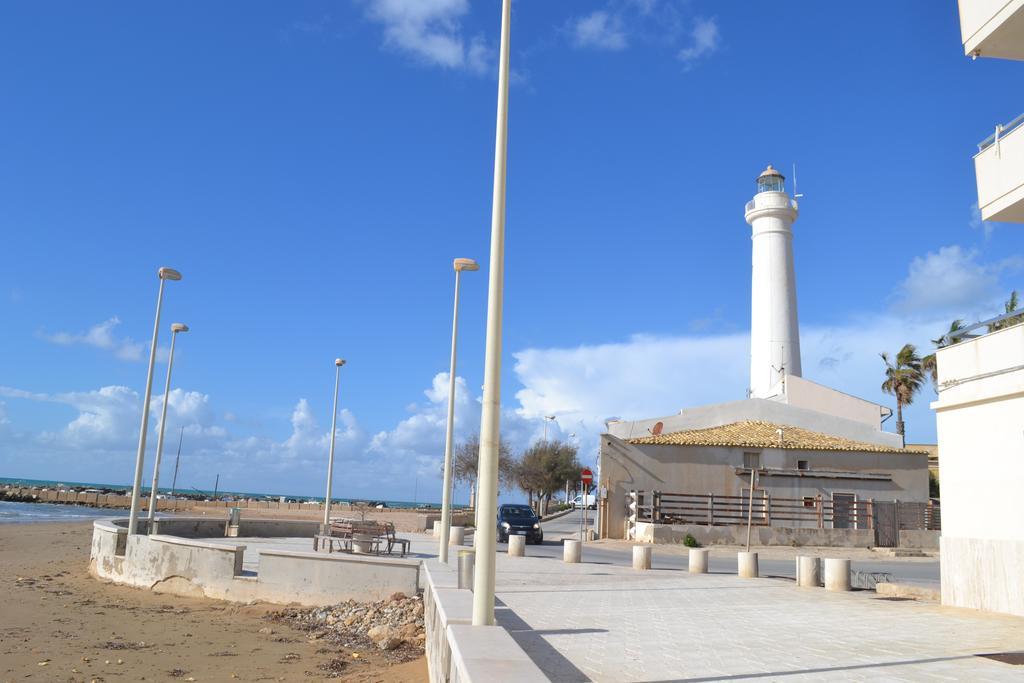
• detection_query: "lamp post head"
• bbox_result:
[171,323,189,333]
[158,267,183,281]
[453,258,479,272]
[335,358,346,367]
[544,415,556,421]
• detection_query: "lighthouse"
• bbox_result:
[745,165,802,398]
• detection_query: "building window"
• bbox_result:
[803,496,815,508]
[797,460,809,470]
[743,452,760,469]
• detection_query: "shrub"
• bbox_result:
[683,533,700,548]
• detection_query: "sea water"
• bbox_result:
[0,500,114,523]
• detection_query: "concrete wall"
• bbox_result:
[599,434,929,539]
[256,550,420,605]
[423,560,547,683]
[635,522,877,548]
[933,323,1024,617]
[784,376,886,429]
[606,397,903,449]
[90,519,421,607]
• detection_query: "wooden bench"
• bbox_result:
[383,522,411,557]
[313,520,386,555]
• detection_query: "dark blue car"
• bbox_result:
[497,504,543,544]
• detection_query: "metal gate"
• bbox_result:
[874,501,898,548]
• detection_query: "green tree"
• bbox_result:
[452,434,517,506]
[880,344,925,438]
[988,290,1024,332]
[515,439,580,515]
[922,319,966,389]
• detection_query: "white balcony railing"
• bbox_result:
[974,112,1024,223]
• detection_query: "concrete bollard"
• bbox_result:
[432,520,442,538]
[632,545,652,570]
[457,549,475,590]
[449,526,465,546]
[688,548,709,573]
[824,558,852,591]
[563,539,582,564]
[508,534,526,557]
[796,556,821,588]
[738,551,759,578]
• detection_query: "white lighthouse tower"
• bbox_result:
[745,165,802,398]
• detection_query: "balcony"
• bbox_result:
[974,113,1024,222]
[958,0,1024,60]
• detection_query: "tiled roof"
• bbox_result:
[628,420,929,455]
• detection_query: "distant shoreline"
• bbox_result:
[0,477,456,511]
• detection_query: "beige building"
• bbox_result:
[596,168,933,545]
[599,397,930,543]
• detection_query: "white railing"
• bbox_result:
[978,112,1024,153]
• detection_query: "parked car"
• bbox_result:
[497,504,544,544]
[570,493,597,510]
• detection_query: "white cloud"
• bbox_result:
[677,17,719,66]
[969,203,995,239]
[0,384,140,449]
[511,313,957,449]
[892,245,1007,317]
[362,0,490,74]
[368,372,471,478]
[42,317,146,361]
[572,11,628,51]
[564,5,718,69]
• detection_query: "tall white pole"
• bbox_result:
[147,328,181,522]
[472,0,512,627]
[439,270,463,563]
[127,276,167,535]
[323,361,343,528]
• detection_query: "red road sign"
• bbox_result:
[580,467,593,485]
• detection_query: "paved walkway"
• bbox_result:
[491,550,1024,682]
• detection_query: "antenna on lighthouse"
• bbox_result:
[792,164,804,198]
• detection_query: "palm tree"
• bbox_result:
[880,344,925,438]
[988,290,1024,332]
[922,320,966,389]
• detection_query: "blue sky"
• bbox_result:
[1,1,1021,501]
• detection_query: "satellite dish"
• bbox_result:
[651,421,664,436]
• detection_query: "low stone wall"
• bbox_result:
[257,549,421,605]
[90,519,420,607]
[896,529,940,550]
[635,522,876,548]
[423,560,547,682]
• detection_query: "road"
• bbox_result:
[494,508,940,588]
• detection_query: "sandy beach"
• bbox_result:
[0,522,426,682]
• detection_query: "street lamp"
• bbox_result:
[472,0,512,627]
[439,257,479,563]
[543,415,556,442]
[147,323,189,524]
[128,267,182,535]
[323,358,346,529]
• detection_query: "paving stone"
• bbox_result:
[490,552,1024,682]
